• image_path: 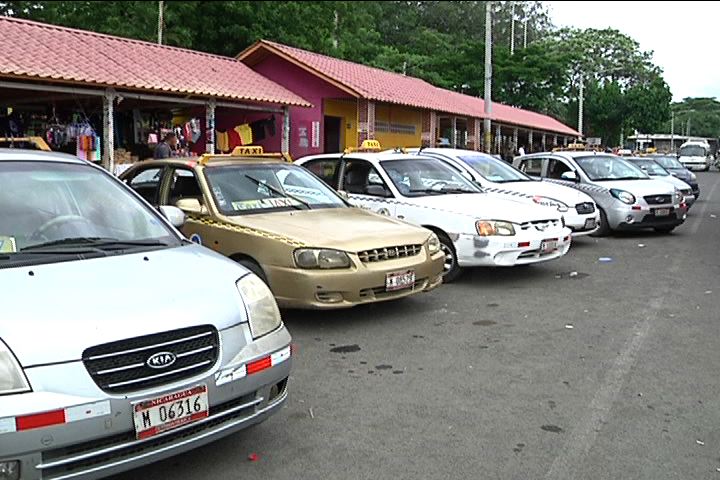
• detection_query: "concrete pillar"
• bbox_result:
[451,117,457,148]
[205,99,216,154]
[357,98,376,144]
[473,118,482,151]
[513,127,519,153]
[495,124,501,154]
[281,106,290,154]
[541,133,546,151]
[102,88,116,173]
[528,130,534,153]
[553,134,558,148]
[421,110,437,147]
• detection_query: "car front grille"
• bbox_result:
[575,202,596,214]
[519,219,561,232]
[357,244,422,263]
[82,325,220,394]
[644,194,671,205]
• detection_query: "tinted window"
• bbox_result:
[380,157,480,197]
[303,159,340,187]
[343,159,392,197]
[546,159,573,179]
[575,155,648,181]
[518,158,543,175]
[167,168,203,206]
[127,167,163,203]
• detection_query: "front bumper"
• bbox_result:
[0,325,292,480]
[606,201,687,231]
[267,249,445,309]
[564,210,601,237]
[455,227,572,267]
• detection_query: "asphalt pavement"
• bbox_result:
[112,172,720,480]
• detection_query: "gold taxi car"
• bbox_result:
[120,147,444,309]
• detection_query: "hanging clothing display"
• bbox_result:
[234,124,253,145]
[216,129,230,152]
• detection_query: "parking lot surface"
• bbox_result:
[113,173,720,480]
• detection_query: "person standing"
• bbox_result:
[154,132,177,159]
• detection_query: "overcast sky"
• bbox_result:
[546,1,718,102]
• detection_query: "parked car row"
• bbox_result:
[0,141,699,479]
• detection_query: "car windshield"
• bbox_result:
[575,155,649,181]
[204,163,346,215]
[652,155,685,169]
[0,160,179,266]
[457,154,533,183]
[380,157,482,196]
[679,145,707,157]
[628,159,669,176]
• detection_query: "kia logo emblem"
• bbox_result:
[146,351,177,369]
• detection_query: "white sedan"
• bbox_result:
[405,148,601,236]
[296,152,572,281]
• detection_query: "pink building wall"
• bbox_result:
[251,54,355,158]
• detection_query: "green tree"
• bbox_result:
[669,98,720,138]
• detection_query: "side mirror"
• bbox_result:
[159,205,186,228]
[175,198,207,215]
[366,184,391,197]
[560,171,578,182]
[337,190,350,200]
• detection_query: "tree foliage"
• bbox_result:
[669,98,720,138]
[0,0,680,144]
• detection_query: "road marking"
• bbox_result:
[540,175,720,478]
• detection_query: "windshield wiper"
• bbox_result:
[440,187,478,194]
[407,188,447,195]
[243,175,311,210]
[22,237,169,252]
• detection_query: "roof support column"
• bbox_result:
[495,124,501,154]
[541,133,546,151]
[357,98,376,144]
[512,127,519,153]
[281,106,290,154]
[528,130,534,153]
[422,111,437,147]
[554,134,558,147]
[205,99,216,154]
[451,117,457,148]
[472,118,481,151]
[102,88,116,174]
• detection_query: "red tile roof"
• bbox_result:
[0,17,310,107]
[240,40,579,136]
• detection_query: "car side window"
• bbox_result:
[126,167,163,204]
[303,159,341,187]
[518,158,543,176]
[167,168,203,207]
[547,158,573,179]
[342,159,392,197]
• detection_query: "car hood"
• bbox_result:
[593,179,676,195]
[224,208,432,251]
[652,175,692,191]
[487,180,594,206]
[1,244,250,366]
[407,193,561,223]
[668,169,694,182]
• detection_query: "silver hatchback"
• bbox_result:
[0,151,291,480]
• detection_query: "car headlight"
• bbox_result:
[532,195,569,212]
[674,189,683,203]
[426,233,441,254]
[476,220,516,236]
[690,172,697,181]
[294,248,351,269]
[609,188,636,205]
[0,339,30,394]
[237,275,282,339]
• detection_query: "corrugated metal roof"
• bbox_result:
[0,17,310,107]
[239,40,579,136]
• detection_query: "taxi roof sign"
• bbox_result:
[231,146,265,156]
[344,140,382,154]
[198,146,292,165]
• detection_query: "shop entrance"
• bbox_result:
[323,116,342,153]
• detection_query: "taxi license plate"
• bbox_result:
[386,270,415,291]
[584,218,597,229]
[133,385,209,439]
[654,208,670,217]
[540,240,558,253]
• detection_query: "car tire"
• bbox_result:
[654,226,675,234]
[236,257,270,285]
[436,232,462,283]
[591,208,611,237]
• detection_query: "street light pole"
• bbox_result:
[577,73,584,139]
[157,1,164,45]
[483,1,493,153]
[670,111,674,152]
[510,2,515,55]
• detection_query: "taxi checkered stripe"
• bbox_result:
[187,216,307,247]
[543,178,610,196]
[348,194,472,217]
[482,186,536,200]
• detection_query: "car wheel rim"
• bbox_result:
[441,243,455,273]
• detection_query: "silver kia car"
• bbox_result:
[0,150,292,480]
[515,150,688,235]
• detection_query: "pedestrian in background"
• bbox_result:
[154,132,177,159]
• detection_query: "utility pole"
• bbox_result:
[157,1,164,45]
[402,61,407,76]
[510,2,515,55]
[483,1,493,153]
[523,19,528,48]
[686,116,691,137]
[577,73,584,139]
[332,10,339,49]
[670,110,674,152]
